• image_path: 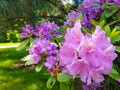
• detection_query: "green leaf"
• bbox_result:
[111,35,120,43]
[104,25,111,36]
[46,77,56,89]
[110,28,120,38]
[99,20,105,27]
[91,2,101,7]
[115,46,120,52]
[59,82,70,90]
[25,60,33,66]
[16,39,29,50]
[104,10,113,18]
[91,20,98,26]
[30,37,34,47]
[35,59,44,72]
[78,14,82,21]
[21,55,33,66]
[109,68,120,80]
[57,73,72,82]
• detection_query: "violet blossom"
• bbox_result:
[34,21,59,39]
[81,0,104,28]
[20,24,34,39]
[64,11,81,27]
[44,56,61,76]
[29,38,58,64]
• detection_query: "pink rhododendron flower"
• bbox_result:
[59,44,77,66]
[64,20,84,50]
[59,20,117,85]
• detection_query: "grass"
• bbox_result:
[0,44,59,90]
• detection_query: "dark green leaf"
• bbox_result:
[59,82,70,90]
[111,35,120,43]
[117,12,120,21]
[104,11,113,18]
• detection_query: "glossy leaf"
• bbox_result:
[59,82,70,90]
[110,28,120,38]
[16,39,29,50]
[109,68,120,80]
[115,46,120,52]
[46,77,56,89]
[57,73,72,82]
[35,59,44,72]
[104,25,111,36]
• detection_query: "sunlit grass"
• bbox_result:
[0,43,59,90]
[0,43,19,48]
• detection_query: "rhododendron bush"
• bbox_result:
[17,0,120,90]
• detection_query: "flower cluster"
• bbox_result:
[34,21,59,39]
[44,56,61,77]
[81,0,104,28]
[59,20,117,85]
[64,11,81,27]
[19,0,120,89]
[29,38,58,64]
[20,21,59,39]
[20,24,34,39]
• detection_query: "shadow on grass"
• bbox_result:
[0,48,28,60]
[0,47,59,90]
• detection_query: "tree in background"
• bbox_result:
[0,0,75,42]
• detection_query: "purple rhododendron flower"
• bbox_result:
[109,0,120,5]
[81,0,104,28]
[64,11,81,26]
[81,14,93,29]
[45,56,61,76]
[34,21,59,39]
[45,56,57,70]
[82,0,103,20]
[29,38,58,64]
[20,24,34,39]
[59,20,117,85]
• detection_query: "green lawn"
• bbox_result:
[0,43,58,90]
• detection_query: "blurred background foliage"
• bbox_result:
[0,0,77,42]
